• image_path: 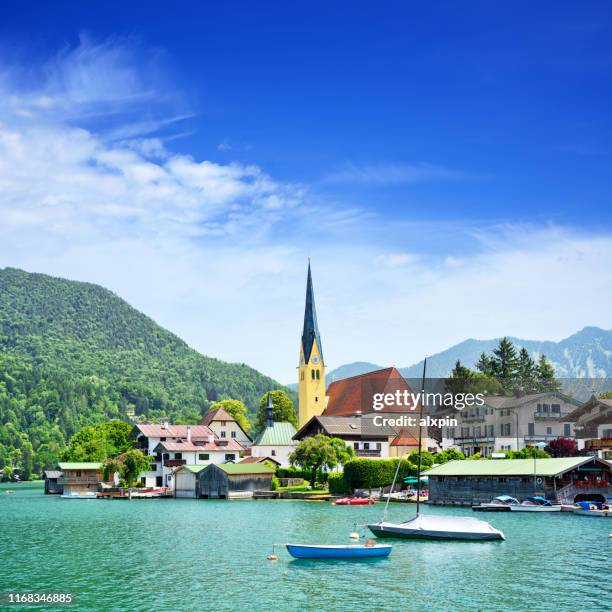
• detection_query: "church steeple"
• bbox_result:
[298,260,326,428]
[301,260,323,365]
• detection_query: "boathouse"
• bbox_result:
[44,470,63,494]
[56,462,103,498]
[174,463,275,499]
[424,457,612,505]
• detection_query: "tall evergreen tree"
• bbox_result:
[491,337,519,387]
[475,352,494,376]
[516,348,537,391]
[535,355,560,392]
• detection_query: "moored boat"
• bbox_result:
[335,497,376,505]
[508,496,561,512]
[368,514,505,541]
[472,495,520,512]
[286,542,392,559]
[573,501,612,517]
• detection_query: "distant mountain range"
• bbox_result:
[323,327,612,384]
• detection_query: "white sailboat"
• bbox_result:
[367,357,505,542]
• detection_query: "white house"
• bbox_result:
[133,423,246,487]
[200,407,251,446]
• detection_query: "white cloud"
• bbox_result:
[0,36,611,385]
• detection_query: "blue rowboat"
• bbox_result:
[286,543,392,559]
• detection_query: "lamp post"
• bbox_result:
[533,441,547,494]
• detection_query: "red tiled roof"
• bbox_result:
[200,407,236,426]
[156,439,245,452]
[136,424,215,439]
[323,367,418,417]
[390,428,420,447]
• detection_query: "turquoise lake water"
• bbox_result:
[0,482,610,611]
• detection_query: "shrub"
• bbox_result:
[275,467,310,480]
[343,458,417,491]
[434,449,465,464]
[271,476,280,491]
[328,472,349,495]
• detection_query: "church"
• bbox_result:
[293,262,428,458]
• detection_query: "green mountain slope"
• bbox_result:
[0,267,283,476]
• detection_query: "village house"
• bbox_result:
[56,462,103,498]
[566,395,612,459]
[174,462,274,499]
[132,423,246,487]
[424,457,612,506]
[200,407,251,446]
[440,391,581,456]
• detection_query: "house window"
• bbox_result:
[487,425,494,437]
[542,404,550,413]
[461,427,469,437]
[150,463,157,472]
[231,431,236,438]
[447,428,455,438]
[160,437,166,441]
[474,427,481,437]
[528,423,535,436]
[353,442,359,449]
[546,427,552,435]
[271,450,276,456]
[564,424,571,437]
[315,369,320,380]
[375,442,381,450]
[174,453,182,460]
[498,478,507,483]
[76,471,81,477]
[225,454,236,461]
[198,454,209,461]
[221,431,226,438]
[536,404,541,413]
[552,404,561,414]
[221,421,227,426]
[364,442,370,450]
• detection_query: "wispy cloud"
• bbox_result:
[324,162,478,185]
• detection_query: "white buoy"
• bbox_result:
[267,554,278,560]
[349,532,360,540]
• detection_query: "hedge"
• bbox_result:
[275,467,311,480]
[343,458,417,491]
[327,472,349,495]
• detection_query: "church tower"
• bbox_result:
[298,260,326,428]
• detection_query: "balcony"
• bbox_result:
[534,412,563,420]
[163,459,186,468]
[454,436,495,444]
[585,438,612,450]
[58,476,100,484]
[462,414,485,422]
[355,449,382,458]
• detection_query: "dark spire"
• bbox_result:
[301,260,323,364]
[265,392,274,428]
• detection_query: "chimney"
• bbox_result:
[187,426,192,443]
[266,392,274,428]
[163,421,169,430]
[208,435,215,444]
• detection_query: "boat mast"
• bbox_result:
[415,356,427,517]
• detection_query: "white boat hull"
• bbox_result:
[574,509,612,517]
[368,514,505,541]
[509,505,561,512]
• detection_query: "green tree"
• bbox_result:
[434,448,465,464]
[516,348,537,392]
[599,390,612,400]
[256,390,298,432]
[535,355,560,392]
[289,434,354,485]
[208,399,251,434]
[476,352,494,376]
[491,337,519,386]
[445,360,474,394]
[103,449,151,488]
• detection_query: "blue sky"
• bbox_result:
[1,2,611,382]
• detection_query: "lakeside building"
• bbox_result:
[424,457,612,505]
[295,263,427,455]
[249,394,297,467]
[200,407,251,446]
[56,462,103,498]
[44,469,63,494]
[174,463,274,499]
[566,396,612,459]
[440,392,581,456]
[133,423,246,487]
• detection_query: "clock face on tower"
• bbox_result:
[312,356,319,364]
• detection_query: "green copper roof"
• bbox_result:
[180,465,207,474]
[423,457,600,478]
[301,261,323,364]
[58,462,102,470]
[215,463,275,475]
[255,421,297,446]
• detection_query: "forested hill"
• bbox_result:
[0,267,282,476]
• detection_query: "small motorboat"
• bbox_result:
[574,501,612,517]
[509,496,561,512]
[335,497,376,506]
[286,542,392,559]
[368,514,505,541]
[473,495,520,512]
